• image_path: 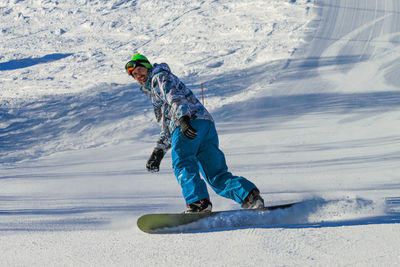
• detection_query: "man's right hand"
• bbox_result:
[179,115,198,139]
[146,149,164,172]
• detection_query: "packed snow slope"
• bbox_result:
[1,0,400,266]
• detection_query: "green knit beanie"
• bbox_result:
[131,53,152,69]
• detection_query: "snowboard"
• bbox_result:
[137,202,299,234]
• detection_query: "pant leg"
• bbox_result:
[196,120,257,204]
[171,122,209,204]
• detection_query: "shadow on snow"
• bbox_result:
[0,195,170,232]
[214,91,400,133]
[0,84,152,163]
[0,53,73,71]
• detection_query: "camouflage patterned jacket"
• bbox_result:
[140,63,213,152]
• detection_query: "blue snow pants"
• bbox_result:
[171,119,257,205]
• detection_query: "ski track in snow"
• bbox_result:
[1,0,400,266]
[153,197,393,234]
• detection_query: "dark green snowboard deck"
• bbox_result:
[137,202,299,234]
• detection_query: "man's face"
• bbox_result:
[132,66,148,85]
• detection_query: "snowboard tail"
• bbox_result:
[137,202,299,234]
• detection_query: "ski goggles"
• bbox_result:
[125,60,149,76]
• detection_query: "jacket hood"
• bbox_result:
[150,63,171,76]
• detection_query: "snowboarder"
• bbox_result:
[125,53,264,213]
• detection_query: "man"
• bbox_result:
[125,53,264,213]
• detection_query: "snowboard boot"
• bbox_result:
[186,198,212,213]
[242,189,265,209]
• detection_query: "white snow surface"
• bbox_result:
[1,0,400,266]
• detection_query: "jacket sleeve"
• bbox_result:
[150,72,175,153]
[152,102,172,153]
[154,134,171,153]
[151,70,192,153]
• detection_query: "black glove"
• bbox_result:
[146,149,165,173]
[179,116,198,139]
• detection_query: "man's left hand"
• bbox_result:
[146,149,164,172]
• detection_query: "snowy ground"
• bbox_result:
[1,0,400,266]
